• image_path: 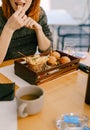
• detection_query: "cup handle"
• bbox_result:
[18,103,29,118]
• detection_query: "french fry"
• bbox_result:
[17,5,22,10]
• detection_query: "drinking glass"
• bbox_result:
[63,43,75,56]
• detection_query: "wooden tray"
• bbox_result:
[14,51,80,84]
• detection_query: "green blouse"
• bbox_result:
[0,7,53,60]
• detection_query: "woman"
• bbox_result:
[0,0,53,64]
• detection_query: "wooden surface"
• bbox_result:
[0,53,90,130]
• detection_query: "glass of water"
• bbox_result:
[63,43,75,56]
[56,113,89,130]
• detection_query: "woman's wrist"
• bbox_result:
[34,25,42,33]
[4,24,14,35]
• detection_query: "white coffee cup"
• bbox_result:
[16,85,44,118]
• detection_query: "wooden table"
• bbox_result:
[0,53,90,130]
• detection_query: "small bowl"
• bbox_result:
[56,113,89,130]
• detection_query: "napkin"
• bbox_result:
[0,99,17,130]
[0,64,30,87]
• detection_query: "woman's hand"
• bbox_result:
[6,6,41,32]
[25,17,42,31]
[6,7,27,32]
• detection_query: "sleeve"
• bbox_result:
[38,7,53,53]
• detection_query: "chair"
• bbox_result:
[57,24,90,52]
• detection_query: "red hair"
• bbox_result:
[1,0,41,21]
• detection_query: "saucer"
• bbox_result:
[75,52,87,59]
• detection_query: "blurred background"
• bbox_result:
[40,0,90,52]
[40,0,90,23]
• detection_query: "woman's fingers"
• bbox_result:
[22,15,27,21]
[14,5,25,19]
[14,6,22,16]
[13,8,40,30]
[25,17,35,28]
